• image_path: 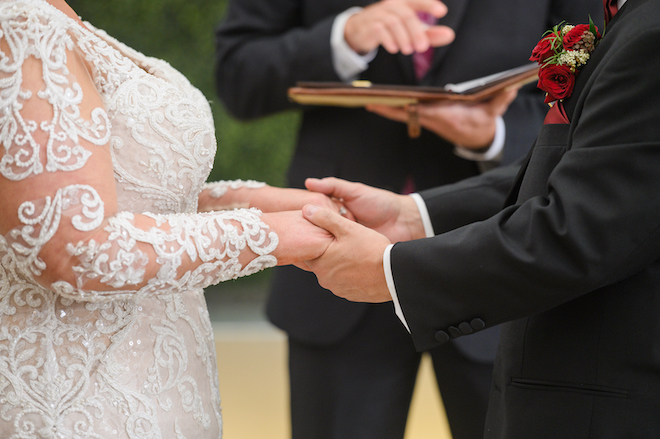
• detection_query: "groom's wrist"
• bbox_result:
[406,194,434,239]
[402,194,429,241]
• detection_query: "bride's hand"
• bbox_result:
[199,184,353,219]
[252,186,353,219]
[262,210,335,266]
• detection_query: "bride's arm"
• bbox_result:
[0,12,331,302]
[198,180,345,214]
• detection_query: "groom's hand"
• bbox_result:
[305,177,425,243]
[301,204,393,303]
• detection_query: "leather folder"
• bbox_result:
[288,63,539,137]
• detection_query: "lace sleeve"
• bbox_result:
[4,184,278,301]
[0,4,278,302]
[198,180,267,210]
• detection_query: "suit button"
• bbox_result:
[435,330,450,343]
[470,318,486,330]
[448,326,461,338]
[458,322,473,334]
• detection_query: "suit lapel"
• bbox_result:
[505,3,636,205]
[563,0,631,122]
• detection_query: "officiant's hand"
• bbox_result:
[344,0,455,56]
[305,177,425,243]
[301,205,393,303]
[366,88,518,149]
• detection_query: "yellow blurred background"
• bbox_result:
[215,322,453,439]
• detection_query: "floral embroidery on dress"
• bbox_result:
[0,6,110,181]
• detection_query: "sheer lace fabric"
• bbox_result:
[0,1,275,437]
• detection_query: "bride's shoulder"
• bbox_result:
[0,0,78,34]
[0,0,85,72]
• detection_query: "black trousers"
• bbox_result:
[287,303,493,439]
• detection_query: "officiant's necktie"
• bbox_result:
[413,12,435,80]
[604,0,618,24]
[406,12,436,139]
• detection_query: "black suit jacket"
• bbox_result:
[215,0,602,355]
[392,0,660,435]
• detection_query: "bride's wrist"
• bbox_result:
[246,185,289,212]
[200,180,268,211]
[251,186,319,213]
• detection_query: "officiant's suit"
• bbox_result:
[390,0,660,436]
[215,1,600,438]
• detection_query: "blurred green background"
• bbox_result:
[67,0,297,312]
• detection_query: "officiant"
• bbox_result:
[215,1,601,438]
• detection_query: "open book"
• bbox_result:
[287,63,539,108]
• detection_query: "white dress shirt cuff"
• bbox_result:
[331,7,378,81]
[385,194,435,333]
[454,116,505,162]
[410,193,435,238]
[384,244,411,332]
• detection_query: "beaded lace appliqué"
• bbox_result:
[0,8,111,181]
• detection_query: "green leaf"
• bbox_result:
[588,15,599,38]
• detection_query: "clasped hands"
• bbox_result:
[225,178,418,303]
[297,178,426,304]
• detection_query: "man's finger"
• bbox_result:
[303,204,350,238]
[492,88,519,112]
[404,0,448,18]
[366,104,409,122]
[426,25,455,47]
[305,177,358,201]
[380,2,428,54]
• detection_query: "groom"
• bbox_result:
[298,0,660,436]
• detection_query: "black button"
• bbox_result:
[448,326,461,338]
[470,318,486,330]
[458,322,473,334]
[435,330,450,343]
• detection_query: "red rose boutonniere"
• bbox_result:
[530,18,601,104]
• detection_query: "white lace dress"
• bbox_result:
[0,1,276,437]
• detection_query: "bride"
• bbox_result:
[0,0,338,437]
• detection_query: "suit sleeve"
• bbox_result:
[215,0,340,119]
[418,162,521,234]
[391,21,660,351]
